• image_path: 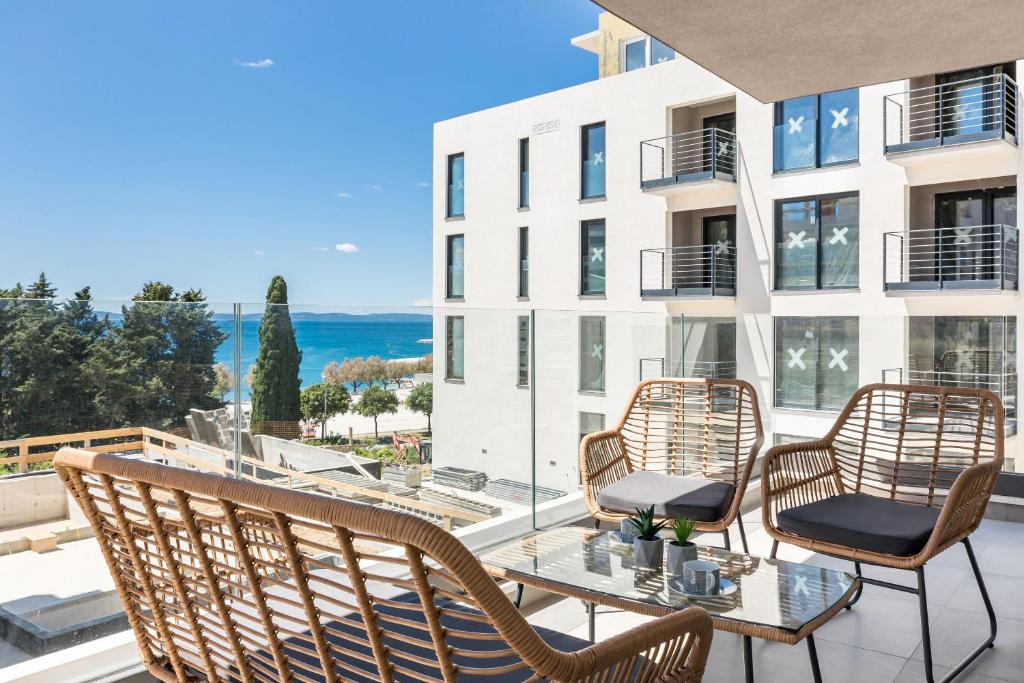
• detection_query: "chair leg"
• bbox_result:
[916,566,936,683]
[736,515,749,554]
[513,583,524,609]
[769,539,779,559]
[846,561,864,610]
[593,517,601,530]
[723,527,732,552]
[806,633,823,683]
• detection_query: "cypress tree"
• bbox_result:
[250,276,302,427]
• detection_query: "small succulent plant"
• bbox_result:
[671,517,696,545]
[627,505,667,541]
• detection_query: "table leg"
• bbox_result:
[513,583,524,609]
[807,633,823,683]
[587,602,596,642]
[743,634,753,683]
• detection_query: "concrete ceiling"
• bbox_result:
[593,0,1024,102]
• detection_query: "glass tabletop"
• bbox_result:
[478,526,856,633]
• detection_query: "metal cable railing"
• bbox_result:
[639,358,737,381]
[883,73,1018,151]
[640,128,736,187]
[882,367,1017,428]
[640,244,736,296]
[882,224,1018,291]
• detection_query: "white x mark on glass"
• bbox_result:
[829,226,849,245]
[715,239,730,255]
[829,348,849,372]
[954,227,973,245]
[787,230,808,249]
[717,140,730,156]
[952,104,967,122]
[830,107,850,129]
[456,178,464,191]
[591,247,604,262]
[793,575,810,597]
[787,116,804,134]
[592,151,604,165]
[591,344,603,360]
[787,348,807,370]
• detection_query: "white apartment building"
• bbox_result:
[431,13,1023,495]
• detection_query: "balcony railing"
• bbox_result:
[882,367,1017,434]
[640,128,736,188]
[640,244,736,297]
[882,224,1018,292]
[883,73,1018,153]
[639,358,737,381]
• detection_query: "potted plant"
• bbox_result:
[627,505,667,570]
[666,517,698,576]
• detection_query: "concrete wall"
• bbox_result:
[0,473,67,529]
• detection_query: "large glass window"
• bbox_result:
[651,38,675,65]
[517,315,530,387]
[775,193,859,290]
[775,317,859,411]
[518,138,529,209]
[581,123,606,199]
[581,219,606,295]
[620,36,674,73]
[579,411,606,443]
[518,227,529,298]
[446,153,464,217]
[774,89,859,172]
[446,234,464,299]
[445,316,464,381]
[579,316,606,393]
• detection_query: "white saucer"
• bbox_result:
[667,577,737,599]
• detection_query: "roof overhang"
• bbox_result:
[592,0,1024,102]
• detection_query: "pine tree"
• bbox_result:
[250,276,302,428]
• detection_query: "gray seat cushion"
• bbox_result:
[597,470,735,522]
[777,493,941,557]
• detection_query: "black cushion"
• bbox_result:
[279,593,595,682]
[777,493,941,557]
[596,470,735,522]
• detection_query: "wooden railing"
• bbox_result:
[0,427,491,530]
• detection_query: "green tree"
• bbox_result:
[250,276,302,428]
[406,382,433,433]
[164,288,227,419]
[353,385,398,440]
[300,382,351,439]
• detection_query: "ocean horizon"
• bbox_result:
[214,316,433,398]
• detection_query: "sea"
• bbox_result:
[214,314,433,398]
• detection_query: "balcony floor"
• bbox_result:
[522,509,1024,683]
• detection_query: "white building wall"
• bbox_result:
[432,54,1024,489]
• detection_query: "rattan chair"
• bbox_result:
[55,447,713,683]
[762,384,1003,683]
[580,378,764,553]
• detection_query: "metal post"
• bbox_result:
[938,227,944,289]
[529,308,537,530]
[232,302,243,479]
[710,128,717,178]
[1000,224,1007,288]
[710,245,717,295]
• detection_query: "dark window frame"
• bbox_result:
[445,234,464,300]
[580,122,606,200]
[445,315,465,381]
[518,138,530,209]
[579,316,606,394]
[773,89,859,173]
[773,191,860,291]
[518,227,529,298]
[446,152,465,218]
[516,315,530,388]
[580,219,607,295]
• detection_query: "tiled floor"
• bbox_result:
[524,511,1024,682]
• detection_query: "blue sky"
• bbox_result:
[0,0,601,306]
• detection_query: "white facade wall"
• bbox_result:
[432,54,1024,493]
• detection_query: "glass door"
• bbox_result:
[703,215,736,291]
[936,191,989,282]
[936,67,994,140]
[702,112,735,176]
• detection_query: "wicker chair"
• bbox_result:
[762,384,1003,683]
[55,447,713,683]
[581,378,763,553]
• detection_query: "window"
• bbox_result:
[517,315,530,387]
[579,412,606,443]
[581,219,606,295]
[518,138,529,209]
[446,153,464,217]
[445,316,464,381]
[775,193,859,290]
[619,36,675,73]
[775,317,858,411]
[518,227,529,298]
[678,316,736,379]
[446,234,464,299]
[579,316,606,393]
[773,89,859,172]
[581,123,606,199]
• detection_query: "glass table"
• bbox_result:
[479,526,859,683]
